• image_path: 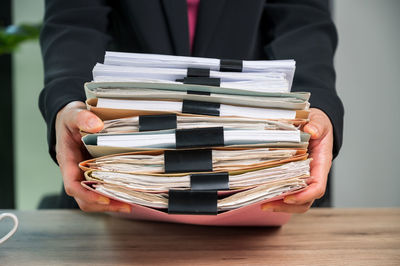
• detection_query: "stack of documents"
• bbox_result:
[91,174,308,211]
[80,52,311,225]
[80,148,307,174]
[100,115,298,133]
[98,51,296,90]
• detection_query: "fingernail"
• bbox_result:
[284,196,296,204]
[87,118,101,129]
[118,205,131,214]
[261,204,274,212]
[97,196,110,205]
[306,124,319,137]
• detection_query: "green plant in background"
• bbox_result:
[0,23,41,55]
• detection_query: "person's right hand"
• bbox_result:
[55,101,131,213]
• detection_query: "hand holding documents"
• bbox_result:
[80,51,312,226]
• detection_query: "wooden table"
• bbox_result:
[0,209,399,265]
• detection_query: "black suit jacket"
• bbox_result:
[40,0,344,163]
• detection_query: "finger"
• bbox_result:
[57,136,108,205]
[304,120,327,140]
[303,109,331,140]
[283,180,325,205]
[283,148,331,205]
[309,153,331,182]
[59,149,118,208]
[60,158,111,206]
[64,176,111,205]
[72,109,104,133]
[75,198,132,213]
[261,200,313,214]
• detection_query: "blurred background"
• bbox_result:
[1,0,399,209]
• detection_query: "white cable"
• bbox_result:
[0,213,18,244]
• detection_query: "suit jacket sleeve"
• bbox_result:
[39,0,112,162]
[263,0,344,159]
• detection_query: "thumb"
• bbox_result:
[303,108,332,140]
[74,110,104,133]
[303,121,324,140]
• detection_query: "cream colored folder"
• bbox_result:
[85,82,310,110]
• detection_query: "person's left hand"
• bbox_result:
[261,108,334,213]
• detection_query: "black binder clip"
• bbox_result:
[190,172,229,191]
[168,190,218,215]
[187,68,210,78]
[175,127,224,149]
[138,114,177,131]
[182,100,220,116]
[176,77,220,87]
[186,90,211,96]
[164,149,213,173]
[219,59,243,72]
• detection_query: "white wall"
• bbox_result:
[333,0,400,207]
[13,0,62,209]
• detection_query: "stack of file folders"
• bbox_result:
[80,52,312,226]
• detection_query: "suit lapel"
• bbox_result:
[161,0,190,56]
[193,0,226,57]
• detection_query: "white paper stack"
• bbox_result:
[96,98,297,120]
[95,129,301,149]
[81,52,311,215]
[100,115,297,134]
[85,148,299,173]
[103,51,296,87]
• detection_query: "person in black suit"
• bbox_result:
[39,0,344,213]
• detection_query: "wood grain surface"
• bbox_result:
[0,208,399,265]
